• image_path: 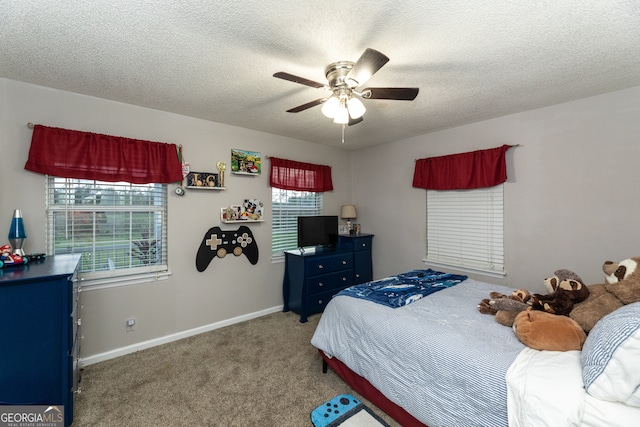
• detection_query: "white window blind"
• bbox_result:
[426,184,504,275]
[271,188,322,260]
[46,177,168,281]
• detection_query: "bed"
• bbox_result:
[310,270,640,427]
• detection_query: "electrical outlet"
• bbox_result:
[126,318,136,331]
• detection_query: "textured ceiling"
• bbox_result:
[1,1,639,150]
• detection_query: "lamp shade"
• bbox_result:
[333,103,349,124]
[347,97,366,119]
[340,205,357,219]
[321,96,339,118]
[8,209,27,239]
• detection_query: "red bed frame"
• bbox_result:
[319,350,427,427]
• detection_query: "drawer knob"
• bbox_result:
[342,277,347,281]
[318,299,323,304]
[319,264,324,269]
[74,319,82,326]
[356,273,360,278]
[361,243,366,247]
[319,282,324,287]
[342,260,347,265]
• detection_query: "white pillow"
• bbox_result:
[582,302,640,407]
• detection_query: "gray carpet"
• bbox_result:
[73,311,401,426]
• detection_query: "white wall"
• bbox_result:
[0,78,352,361]
[352,86,640,292]
[3,77,639,362]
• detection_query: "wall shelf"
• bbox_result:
[221,219,264,224]
[187,186,226,190]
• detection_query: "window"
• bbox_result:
[426,184,504,277]
[46,177,168,282]
[271,188,322,260]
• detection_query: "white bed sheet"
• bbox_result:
[506,347,640,427]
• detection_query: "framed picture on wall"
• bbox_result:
[186,171,219,188]
[231,149,261,175]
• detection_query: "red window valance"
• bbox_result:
[269,157,333,192]
[413,144,513,190]
[24,125,182,184]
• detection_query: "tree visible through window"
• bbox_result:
[271,188,322,260]
[46,177,168,280]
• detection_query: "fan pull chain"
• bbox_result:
[341,124,345,144]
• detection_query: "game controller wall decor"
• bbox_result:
[196,225,258,272]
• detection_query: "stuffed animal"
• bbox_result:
[529,269,590,316]
[478,289,532,326]
[569,257,640,333]
[513,308,586,351]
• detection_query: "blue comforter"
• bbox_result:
[335,269,468,308]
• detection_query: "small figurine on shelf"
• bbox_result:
[216,161,226,187]
[0,244,28,268]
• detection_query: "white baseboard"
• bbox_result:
[80,305,284,366]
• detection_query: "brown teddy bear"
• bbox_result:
[529,269,590,316]
[478,288,532,326]
[569,257,640,333]
[513,308,586,351]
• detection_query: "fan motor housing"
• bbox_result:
[325,61,356,89]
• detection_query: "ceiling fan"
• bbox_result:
[273,48,419,126]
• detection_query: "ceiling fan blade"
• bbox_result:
[362,87,419,100]
[286,98,326,113]
[348,116,363,126]
[346,48,390,86]
[273,72,325,89]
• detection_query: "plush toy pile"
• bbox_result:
[478,257,640,351]
[570,257,640,333]
[478,288,532,326]
[530,268,590,316]
[512,308,586,351]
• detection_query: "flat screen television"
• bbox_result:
[297,215,338,248]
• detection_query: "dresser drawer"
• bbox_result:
[338,235,373,252]
[306,290,335,314]
[332,270,353,290]
[307,270,354,293]
[306,273,334,295]
[306,255,335,276]
[332,253,353,271]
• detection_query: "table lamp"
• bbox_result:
[8,209,27,256]
[340,205,357,234]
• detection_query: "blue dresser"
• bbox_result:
[283,234,373,322]
[0,254,82,427]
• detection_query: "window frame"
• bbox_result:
[271,188,323,262]
[46,176,170,288]
[425,184,505,278]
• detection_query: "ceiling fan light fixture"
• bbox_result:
[274,48,418,130]
[347,97,366,119]
[321,95,339,118]
[333,100,350,124]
